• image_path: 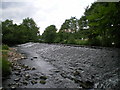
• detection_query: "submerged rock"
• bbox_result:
[80,80,94,89]
[33,56,37,59]
[24,65,28,68]
[31,80,37,85]
[33,77,39,80]
[24,74,30,80]
[22,81,28,85]
[39,80,46,84]
[74,70,81,76]
[40,76,47,80]
[31,67,36,70]
[11,86,16,90]
[31,58,33,60]
[15,72,20,76]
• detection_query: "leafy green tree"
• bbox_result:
[59,17,78,43]
[60,17,78,33]
[42,25,57,43]
[78,15,88,30]
[84,2,120,47]
[21,17,39,42]
[2,18,39,45]
[2,20,15,44]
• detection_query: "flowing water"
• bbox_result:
[2,42,120,89]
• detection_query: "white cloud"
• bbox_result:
[1,0,96,34]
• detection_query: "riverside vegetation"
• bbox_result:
[1,45,26,79]
[2,2,120,47]
[1,2,120,81]
[0,45,11,77]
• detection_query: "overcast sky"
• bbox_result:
[1,0,97,34]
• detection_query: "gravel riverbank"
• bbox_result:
[2,42,120,89]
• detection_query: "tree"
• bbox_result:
[21,17,39,42]
[60,17,78,33]
[78,15,88,30]
[84,2,120,47]
[2,19,15,44]
[2,18,40,45]
[42,25,57,43]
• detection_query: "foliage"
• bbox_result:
[75,39,89,45]
[1,45,11,77]
[2,45,9,50]
[2,18,39,45]
[67,35,76,44]
[1,56,11,77]
[85,2,120,47]
[2,2,120,48]
[42,25,57,43]
[60,17,78,33]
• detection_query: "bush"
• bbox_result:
[2,45,9,50]
[76,39,89,45]
[88,37,101,46]
[61,40,67,44]
[54,37,61,43]
[2,56,11,77]
[0,45,11,78]
[67,36,76,44]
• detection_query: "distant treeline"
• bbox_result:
[2,2,120,47]
[2,18,40,45]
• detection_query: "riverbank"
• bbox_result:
[2,43,120,89]
[2,46,26,80]
[8,47,26,62]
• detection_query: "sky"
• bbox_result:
[1,0,97,34]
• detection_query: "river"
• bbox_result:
[2,42,120,89]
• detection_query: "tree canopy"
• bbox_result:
[2,18,39,45]
[42,25,57,43]
[2,2,120,48]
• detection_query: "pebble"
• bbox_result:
[31,67,36,70]
[31,80,37,85]
[11,86,16,90]
[8,83,12,87]
[21,56,27,59]
[15,83,19,87]
[15,72,20,76]
[14,78,20,82]
[16,67,22,70]
[39,80,46,84]
[74,70,80,76]
[33,57,37,58]
[25,74,30,79]
[40,76,47,80]
[24,65,28,68]
[80,80,94,89]
[25,67,31,71]
[33,77,39,80]
[31,58,33,60]
[22,81,28,85]
[54,70,60,73]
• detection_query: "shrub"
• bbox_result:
[2,45,9,50]
[0,45,11,78]
[67,36,76,44]
[75,39,89,45]
[1,56,11,77]
[88,37,101,46]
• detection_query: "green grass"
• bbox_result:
[1,56,11,77]
[2,45,9,50]
[0,45,11,77]
[75,39,89,45]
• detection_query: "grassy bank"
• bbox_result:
[0,45,11,77]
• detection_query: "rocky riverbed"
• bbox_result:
[2,42,120,89]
